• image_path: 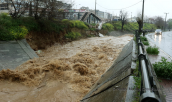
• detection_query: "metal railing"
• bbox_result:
[135,30,163,102]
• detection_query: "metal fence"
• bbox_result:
[135,30,165,102]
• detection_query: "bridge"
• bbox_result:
[57,11,111,24]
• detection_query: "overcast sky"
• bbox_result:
[70,0,172,20]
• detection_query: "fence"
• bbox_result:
[135,30,165,102]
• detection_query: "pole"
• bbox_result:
[95,0,96,16]
[164,13,169,31]
[94,0,97,23]
[142,0,145,29]
[131,12,132,21]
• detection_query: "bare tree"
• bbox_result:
[1,0,72,20]
[30,0,72,20]
[3,0,29,18]
[119,10,128,31]
[154,16,164,29]
[136,13,142,34]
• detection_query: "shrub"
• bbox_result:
[102,23,114,31]
[0,13,14,40]
[146,46,159,55]
[91,23,96,26]
[112,21,157,32]
[70,20,88,29]
[143,41,149,46]
[153,57,172,79]
[18,17,39,31]
[65,32,81,40]
[140,36,148,41]
[62,19,69,22]
[90,28,96,31]
[10,26,28,40]
[84,22,89,27]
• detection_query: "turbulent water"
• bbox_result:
[0,35,133,102]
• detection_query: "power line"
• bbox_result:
[96,0,142,10]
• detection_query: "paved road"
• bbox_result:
[146,31,172,58]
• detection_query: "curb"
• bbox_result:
[17,39,38,59]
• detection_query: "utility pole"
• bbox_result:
[131,12,132,21]
[164,13,169,31]
[95,0,96,16]
[141,0,145,30]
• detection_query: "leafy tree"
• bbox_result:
[167,19,172,30]
[154,16,164,29]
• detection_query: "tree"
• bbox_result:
[1,0,73,20]
[167,19,172,30]
[119,10,128,31]
[154,16,164,29]
[136,13,142,34]
[31,0,72,20]
[2,0,30,18]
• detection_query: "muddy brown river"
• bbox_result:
[0,35,133,102]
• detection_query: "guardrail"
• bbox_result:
[135,30,164,102]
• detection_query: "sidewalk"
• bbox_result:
[146,36,172,102]
[0,39,38,70]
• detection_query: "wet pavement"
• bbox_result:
[159,79,172,102]
[146,31,172,102]
[146,31,172,58]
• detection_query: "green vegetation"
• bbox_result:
[134,36,136,42]
[90,23,96,26]
[102,23,114,31]
[153,57,172,79]
[0,13,89,41]
[0,13,29,40]
[69,20,88,29]
[140,36,148,41]
[133,76,141,102]
[133,61,141,102]
[65,32,81,40]
[87,35,95,37]
[112,21,157,32]
[90,28,96,31]
[142,41,149,46]
[146,46,159,55]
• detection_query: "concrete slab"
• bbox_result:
[0,39,38,70]
[125,76,135,102]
